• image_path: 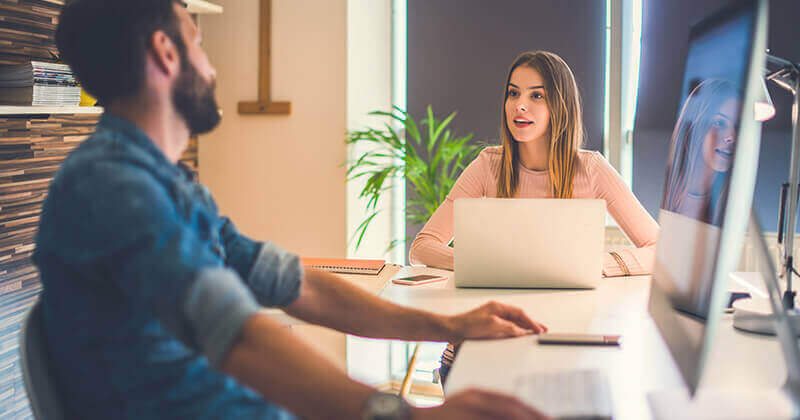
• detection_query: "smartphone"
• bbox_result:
[391,274,448,286]
[537,333,622,346]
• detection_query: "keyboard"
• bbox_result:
[512,369,613,420]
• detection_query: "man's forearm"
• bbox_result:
[284,269,461,342]
[222,313,375,420]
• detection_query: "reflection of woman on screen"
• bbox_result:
[663,79,739,227]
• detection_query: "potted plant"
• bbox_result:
[346,105,481,251]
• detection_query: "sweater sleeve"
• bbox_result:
[408,151,490,270]
[589,152,660,276]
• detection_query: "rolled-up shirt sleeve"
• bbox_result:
[183,267,261,365]
[67,162,260,367]
[219,217,303,307]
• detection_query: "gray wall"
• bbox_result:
[407,0,606,150]
[406,0,607,249]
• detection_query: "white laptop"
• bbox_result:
[454,198,606,289]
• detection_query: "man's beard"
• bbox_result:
[172,58,221,136]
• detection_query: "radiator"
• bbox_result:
[603,226,794,273]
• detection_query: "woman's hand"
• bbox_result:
[413,388,552,420]
[446,301,548,344]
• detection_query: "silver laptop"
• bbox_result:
[454,198,606,288]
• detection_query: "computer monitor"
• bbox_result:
[648,0,767,396]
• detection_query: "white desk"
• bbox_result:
[379,267,788,419]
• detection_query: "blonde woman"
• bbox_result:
[410,51,660,384]
[410,50,658,278]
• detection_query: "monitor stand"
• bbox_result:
[648,387,799,420]
[650,212,800,419]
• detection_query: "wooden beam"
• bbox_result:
[238,0,291,115]
[238,101,291,114]
[258,0,271,102]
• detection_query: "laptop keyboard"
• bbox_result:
[512,369,613,420]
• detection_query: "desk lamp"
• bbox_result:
[762,54,800,310]
[733,53,800,335]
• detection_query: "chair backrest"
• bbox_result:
[20,300,65,420]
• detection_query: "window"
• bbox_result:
[605,0,643,187]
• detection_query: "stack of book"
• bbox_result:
[0,61,81,106]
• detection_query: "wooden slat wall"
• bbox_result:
[0,0,60,66]
[0,1,199,418]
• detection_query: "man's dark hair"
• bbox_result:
[56,0,187,105]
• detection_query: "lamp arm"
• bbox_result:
[765,54,798,94]
[767,53,799,73]
[778,71,800,308]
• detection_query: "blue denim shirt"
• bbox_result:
[33,114,301,419]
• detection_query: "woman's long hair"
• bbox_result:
[662,78,738,223]
[496,51,585,198]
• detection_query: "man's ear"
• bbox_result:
[148,30,181,78]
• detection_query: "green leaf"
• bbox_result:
[350,210,381,250]
[426,106,436,150]
[405,113,422,145]
[381,122,404,150]
[428,111,456,156]
[347,105,477,252]
[384,240,400,254]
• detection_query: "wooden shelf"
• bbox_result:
[185,0,223,14]
[0,106,103,116]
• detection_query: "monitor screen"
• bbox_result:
[662,12,752,229]
[648,0,766,396]
[656,3,754,319]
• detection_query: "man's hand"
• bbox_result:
[446,301,548,344]
[285,270,546,346]
[413,389,552,420]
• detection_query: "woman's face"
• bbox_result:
[505,66,550,143]
[701,97,738,173]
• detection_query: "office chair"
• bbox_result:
[20,299,65,420]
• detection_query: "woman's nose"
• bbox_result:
[518,103,528,113]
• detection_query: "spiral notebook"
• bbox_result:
[300,257,386,275]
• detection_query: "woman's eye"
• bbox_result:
[532,92,544,99]
[508,90,519,98]
[712,119,726,129]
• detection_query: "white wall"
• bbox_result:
[345,0,395,387]
[346,0,395,260]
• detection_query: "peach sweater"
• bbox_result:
[408,147,659,277]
